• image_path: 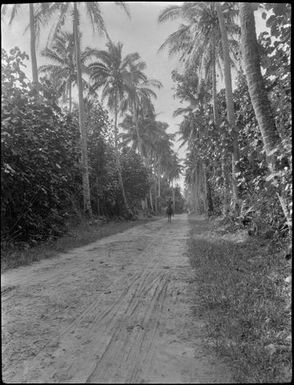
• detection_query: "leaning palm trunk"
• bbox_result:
[240,2,292,231]
[73,4,92,216]
[29,4,39,99]
[216,3,239,213]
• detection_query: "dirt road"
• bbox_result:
[2,214,233,383]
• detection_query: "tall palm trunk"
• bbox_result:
[73,3,92,216]
[172,179,175,214]
[216,3,239,212]
[133,103,143,156]
[212,42,229,215]
[96,176,100,216]
[221,154,229,215]
[114,92,129,213]
[149,187,154,212]
[202,162,208,214]
[239,2,292,231]
[154,176,158,214]
[133,103,148,213]
[29,4,39,99]
[68,79,72,112]
[157,170,161,213]
[157,167,161,197]
[211,37,227,215]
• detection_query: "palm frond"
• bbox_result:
[114,2,131,19]
[86,2,106,37]
[158,5,182,23]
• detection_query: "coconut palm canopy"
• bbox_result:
[2,3,186,181]
[2,2,283,201]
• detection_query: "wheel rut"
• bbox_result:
[2,215,233,383]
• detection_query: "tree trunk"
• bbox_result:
[239,3,281,165]
[211,35,227,216]
[158,171,161,197]
[172,180,175,214]
[211,48,220,126]
[157,171,161,214]
[154,176,157,214]
[239,2,292,231]
[149,187,154,212]
[202,163,208,214]
[133,103,143,157]
[114,91,130,213]
[216,3,239,211]
[29,4,39,100]
[96,176,100,216]
[145,197,148,213]
[221,154,229,216]
[69,80,72,112]
[73,3,92,217]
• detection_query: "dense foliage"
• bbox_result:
[1,48,155,244]
[168,3,291,238]
[2,48,81,243]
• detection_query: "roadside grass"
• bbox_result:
[1,216,159,273]
[188,215,292,383]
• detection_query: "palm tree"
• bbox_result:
[119,59,162,214]
[88,41,141,213]
[122,59,162,159]
[239,2,291,231]
[120,113,174,214]
[88,42,140,147]
[215,2,239,212]
[2,4,42,98]
[158,1,240,214]
[37,2,130,216]
[39,31,91,112]
[166,152,182,213]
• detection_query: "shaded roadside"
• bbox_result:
[1,216,159,272]
[187,215,292,383]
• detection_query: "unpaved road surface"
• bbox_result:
[2,214,233,383]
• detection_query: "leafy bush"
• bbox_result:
[1,48,81,244]
[1,47,152,245]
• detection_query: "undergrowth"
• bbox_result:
[188,216,292,383]
[1,215,157,272]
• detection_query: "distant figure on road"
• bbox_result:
[166,198,173,223]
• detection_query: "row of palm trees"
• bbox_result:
[158,2,240,214]
[158,2,291,229]
[2,2,181,217]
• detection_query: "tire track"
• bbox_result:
[2,215,233,384]
[86,271,170,383]
[16,222,168,383]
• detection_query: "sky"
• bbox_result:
[1,2,268,191]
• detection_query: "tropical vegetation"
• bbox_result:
[2,3,182,246]
[1,2,291,382]
[159,2,291,237]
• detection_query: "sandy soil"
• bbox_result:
[2,214,233,383]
